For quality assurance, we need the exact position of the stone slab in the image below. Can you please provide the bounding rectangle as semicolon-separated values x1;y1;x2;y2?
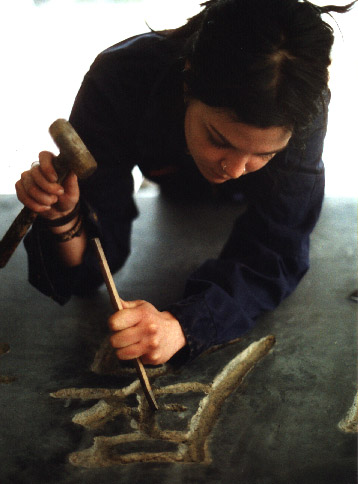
0;193;356;484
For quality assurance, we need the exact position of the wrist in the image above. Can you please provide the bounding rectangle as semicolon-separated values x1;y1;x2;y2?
41;201;80;228
50;215;80;235
163;311;187;351
49;214;84;243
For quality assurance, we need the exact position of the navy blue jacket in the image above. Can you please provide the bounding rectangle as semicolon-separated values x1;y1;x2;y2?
24;33;326;361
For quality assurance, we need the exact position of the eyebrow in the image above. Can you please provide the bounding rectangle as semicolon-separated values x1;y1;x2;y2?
209;125;289;156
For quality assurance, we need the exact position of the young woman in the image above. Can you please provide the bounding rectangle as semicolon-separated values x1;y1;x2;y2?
16;0;355;365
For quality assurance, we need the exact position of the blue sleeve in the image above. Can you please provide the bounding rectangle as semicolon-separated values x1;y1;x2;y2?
24;54;140;304
168;111;326;362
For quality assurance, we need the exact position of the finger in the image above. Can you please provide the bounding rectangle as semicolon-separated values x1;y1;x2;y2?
15;180;52;212
141;352;162;366
115;342;146;361
20;171;59;208
108;307;143;331
110;326;141;349
31;163;64;196
116;342;162;365
121;299;146;309
61;171;79;198
38;151;58;182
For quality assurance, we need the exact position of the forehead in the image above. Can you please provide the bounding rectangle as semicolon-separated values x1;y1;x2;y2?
202;103;292;151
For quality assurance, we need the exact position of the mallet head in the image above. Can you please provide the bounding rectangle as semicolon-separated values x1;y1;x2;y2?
49;119;97;180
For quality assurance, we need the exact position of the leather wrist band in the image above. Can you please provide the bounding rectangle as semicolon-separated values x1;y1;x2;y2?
51;215;83;243
42;201;81;227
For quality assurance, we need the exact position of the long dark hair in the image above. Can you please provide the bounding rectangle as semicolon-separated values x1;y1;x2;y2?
165;0;355;134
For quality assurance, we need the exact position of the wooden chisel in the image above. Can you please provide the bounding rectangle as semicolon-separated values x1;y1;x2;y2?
91;237;159;411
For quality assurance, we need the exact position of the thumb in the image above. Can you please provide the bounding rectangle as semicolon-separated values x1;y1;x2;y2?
61;171;79;196
121;299;145;309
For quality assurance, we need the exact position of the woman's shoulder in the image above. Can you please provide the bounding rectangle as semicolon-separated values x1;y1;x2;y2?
76;32;181;108
91;32;177;78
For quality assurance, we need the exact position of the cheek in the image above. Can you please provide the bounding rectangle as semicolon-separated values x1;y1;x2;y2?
185;113;218;164
190;137;221;165
186;132;212;162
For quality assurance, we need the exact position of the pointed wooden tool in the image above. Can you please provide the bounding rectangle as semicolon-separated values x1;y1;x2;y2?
91;237;159;411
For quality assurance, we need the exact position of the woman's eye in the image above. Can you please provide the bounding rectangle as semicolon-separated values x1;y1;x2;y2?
208;133;228;149
259;153;275;161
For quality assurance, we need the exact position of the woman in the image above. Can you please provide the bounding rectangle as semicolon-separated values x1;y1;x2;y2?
16;0;355;365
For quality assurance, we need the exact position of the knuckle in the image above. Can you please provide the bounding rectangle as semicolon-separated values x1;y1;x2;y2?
148;352;161;365
118;347;138;361
15;182;26;203
15;180;21;192
147;323;158;335
141;301;153;313
20;171;29;182
136;299;146;305
109;332;120;348
108;314;116;329
39;150;53;162
109;310;123;325
148;337;159;350
108;313;118;331
116;349;130;361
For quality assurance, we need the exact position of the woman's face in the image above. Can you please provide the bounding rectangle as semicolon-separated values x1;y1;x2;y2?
184;99;292;184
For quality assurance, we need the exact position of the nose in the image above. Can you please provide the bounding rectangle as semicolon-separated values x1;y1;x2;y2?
221;154;248;179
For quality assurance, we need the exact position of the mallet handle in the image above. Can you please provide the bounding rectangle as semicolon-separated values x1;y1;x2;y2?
0;206;37;268
91;238;159;411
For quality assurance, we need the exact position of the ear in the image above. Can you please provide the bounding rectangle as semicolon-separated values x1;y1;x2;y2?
183;60;192;105
183;82;191;105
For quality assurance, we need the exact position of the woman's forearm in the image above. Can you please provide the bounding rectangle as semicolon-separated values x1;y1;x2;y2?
50;215;88;267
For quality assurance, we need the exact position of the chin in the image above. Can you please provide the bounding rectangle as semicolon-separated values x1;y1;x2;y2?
211;177;228;184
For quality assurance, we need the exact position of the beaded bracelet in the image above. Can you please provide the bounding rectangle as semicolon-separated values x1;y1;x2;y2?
42;201;81;227
51;215;83;243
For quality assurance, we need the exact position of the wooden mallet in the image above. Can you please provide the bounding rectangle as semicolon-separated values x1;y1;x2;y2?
0;119;97;268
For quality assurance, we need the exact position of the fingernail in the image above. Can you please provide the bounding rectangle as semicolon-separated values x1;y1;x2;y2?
50;174;58;182
57;188;64;195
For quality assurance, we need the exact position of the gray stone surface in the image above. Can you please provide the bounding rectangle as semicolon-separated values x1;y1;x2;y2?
0;193;356;484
